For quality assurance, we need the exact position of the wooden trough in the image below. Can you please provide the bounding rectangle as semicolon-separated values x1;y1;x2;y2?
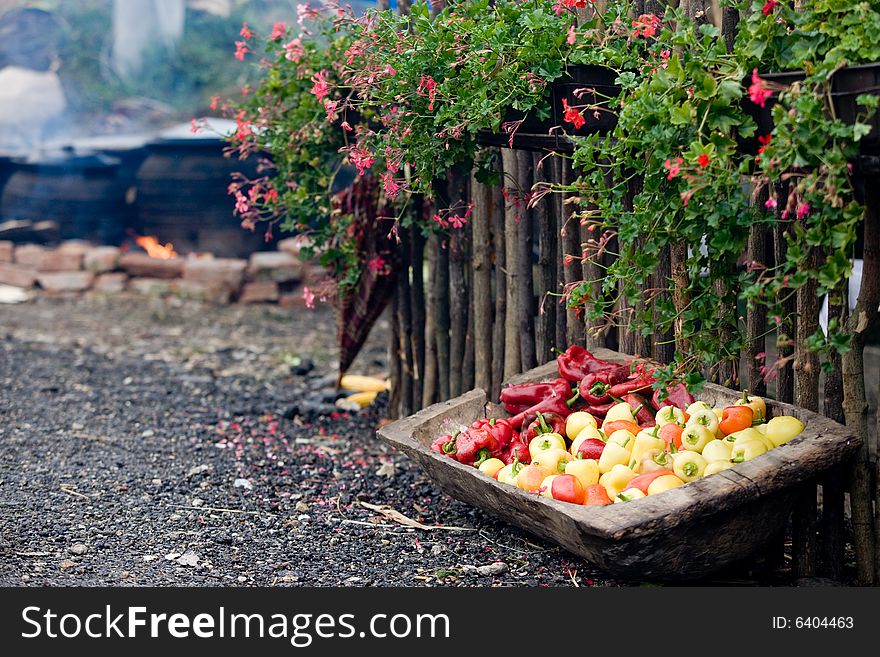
377;348;862;581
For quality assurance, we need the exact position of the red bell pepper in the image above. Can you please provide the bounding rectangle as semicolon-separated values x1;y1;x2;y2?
652;382;695;410
501;435;530;465
430;431;459;457
499;378;572;414
578;366;630;405
556;345;618;382
454;426;502;466
623;393;655;426
524;411;567;442
582;400;616;417
574;438;605;461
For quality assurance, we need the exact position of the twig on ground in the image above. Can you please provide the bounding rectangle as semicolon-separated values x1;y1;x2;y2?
175;505;275;517
358;502;476;532
60;486;91;499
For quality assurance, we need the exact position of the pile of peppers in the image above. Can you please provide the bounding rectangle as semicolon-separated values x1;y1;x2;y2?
432;346;696;468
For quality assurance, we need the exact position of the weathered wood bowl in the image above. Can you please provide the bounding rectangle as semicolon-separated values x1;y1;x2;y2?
377;348;862;581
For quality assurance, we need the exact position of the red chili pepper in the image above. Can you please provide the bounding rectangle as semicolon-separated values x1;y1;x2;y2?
623;393;655;426
578;366;630;405
556;345;618;382
508;389;578;430
499;378;572;414
583;400;616;417
652;383;695;410
524;411;567;442
501;435;530;465
607;374;656;398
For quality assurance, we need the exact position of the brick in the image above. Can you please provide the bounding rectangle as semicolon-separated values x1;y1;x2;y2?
118;253;184;279
247;251;303;283
173;279;232;304
0;263;37;288
56;240;92;257
91;272;128;294
277;236;313;259
0;241;13;263
238;280;279;304
129;277;173;296
83;246;121;273
38;247;84;272
183;257;246;289
14;244;49;269
36;271;94;292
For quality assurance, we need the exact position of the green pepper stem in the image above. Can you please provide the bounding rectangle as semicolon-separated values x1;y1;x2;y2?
732;455;745;463
566;390;581;408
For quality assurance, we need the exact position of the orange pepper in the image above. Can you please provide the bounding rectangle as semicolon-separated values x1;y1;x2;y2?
719;405;754;436
583;483;612;506
602;419;641;437
658;423;684;451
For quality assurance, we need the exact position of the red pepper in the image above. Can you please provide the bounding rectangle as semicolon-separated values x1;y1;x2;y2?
501;435;530;465
578;366;630;405
583;400;616;417
454;426;503;466
652;383;695;410
556;345;618;382
508;389;578;430
623;393;655;426
574;438;605;461
607;374;656;398
524;411;567;442
430;432;459;457
499;378;572;414
626;469;674;494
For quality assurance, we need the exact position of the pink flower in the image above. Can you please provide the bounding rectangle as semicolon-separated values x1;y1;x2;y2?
567;24;576;45
762;0;780;15
270;22;287;40
284;38;304;63
449;214;467;229
748;69;773;108
561;99;585;129
240;22;253;39
190;118;202;134
663;157;683;179
382;173;402;200
347;146;375;175
234;41;248;61
209;95;220;111
302;286;315;309
632;14;661;39
324;99;339;123
765;197;778;210
233;191;249;215
418;75;437;111
796;203;811;220
696;153;710;168
310;69;330;101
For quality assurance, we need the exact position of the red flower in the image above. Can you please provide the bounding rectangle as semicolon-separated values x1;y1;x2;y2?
756;134;772;162
561;99;586;129
748;69;773;108
368;256;387;274
233;41;248;61
310;69;330;102
240;22;253;39
417;75;437;111
632;14;661;39
762;0;780;15
696;153;710;168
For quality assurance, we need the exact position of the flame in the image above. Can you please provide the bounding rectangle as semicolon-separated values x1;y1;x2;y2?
134;235;177;259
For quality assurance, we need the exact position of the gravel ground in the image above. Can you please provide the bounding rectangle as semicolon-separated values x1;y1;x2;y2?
0;294;801;587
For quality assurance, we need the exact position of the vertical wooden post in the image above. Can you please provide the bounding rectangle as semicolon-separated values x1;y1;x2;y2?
534;152;557;363
843;173;879;585
462;219;476;393
409;221;426;410
502;148;523;379
471;165;494;392
554;156;568;351
422;234;439;407
388;294;401;417
516;151;537;372
396;229;414;417
561;158;585;348
772;199;796;404
491;159;507;399
447;169;469;398
433;229;451;402
653;245;675;364
746;223;768;397
670;241;691;355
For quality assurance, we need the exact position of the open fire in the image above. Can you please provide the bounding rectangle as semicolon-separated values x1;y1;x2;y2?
134;234;177;260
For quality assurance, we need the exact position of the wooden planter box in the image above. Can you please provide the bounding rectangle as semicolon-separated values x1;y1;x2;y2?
476;65;620;153
742;62;880;156
377;348;861;581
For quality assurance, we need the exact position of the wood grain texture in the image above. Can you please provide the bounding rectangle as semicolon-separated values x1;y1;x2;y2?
378;349;862;580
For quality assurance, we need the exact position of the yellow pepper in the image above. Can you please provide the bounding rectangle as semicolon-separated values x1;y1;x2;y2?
570;425;604;456
672;451;707;483
564;458;600;488
686;409;720;437
730;440;767;463
685;400;712;416
646;474;686;496
565;411;598;441
599;464;637;499
680;424;713;453
701;439;733;463
726;427;774;451
614;488;646;503
478;458;506;478
606;429;636;452
764;415;805;447
630;431;666;472
597;441;632;474
603;402;637;425
531;447;573;474
703;460;735;476
655;405;686;427
639;448;674;473
735;389;766;423
496;461;524;486
528;433;567;460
